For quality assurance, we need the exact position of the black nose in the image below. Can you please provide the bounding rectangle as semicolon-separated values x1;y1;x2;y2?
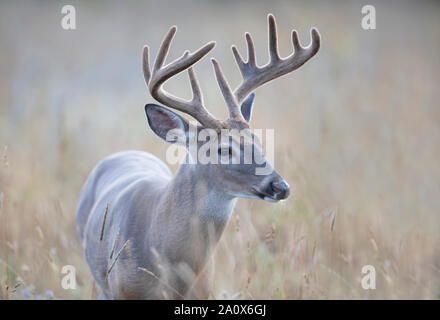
270;180;290;200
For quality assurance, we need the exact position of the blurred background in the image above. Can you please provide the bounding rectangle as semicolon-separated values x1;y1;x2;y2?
0;0;439;299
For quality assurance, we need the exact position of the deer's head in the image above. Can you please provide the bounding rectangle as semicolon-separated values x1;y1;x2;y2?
143;15;320;202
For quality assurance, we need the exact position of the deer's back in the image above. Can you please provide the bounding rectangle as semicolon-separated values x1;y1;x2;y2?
75;150;171;298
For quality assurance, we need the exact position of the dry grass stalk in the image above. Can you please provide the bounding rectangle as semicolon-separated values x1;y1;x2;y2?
330;208;337;232
109;228;120;259
100;204;109;241
234;214;240;233
264;224;276;244
35;225;44;241
138;266;185;299
2;145;9;168
105;239;129;279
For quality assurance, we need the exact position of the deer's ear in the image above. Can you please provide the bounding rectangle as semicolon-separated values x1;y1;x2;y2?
240;93;255;122
145;104;188;144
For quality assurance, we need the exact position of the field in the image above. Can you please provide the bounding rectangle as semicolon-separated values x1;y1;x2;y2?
0;0;439;299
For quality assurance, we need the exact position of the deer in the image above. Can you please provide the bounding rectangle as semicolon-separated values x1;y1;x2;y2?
76;14;320;299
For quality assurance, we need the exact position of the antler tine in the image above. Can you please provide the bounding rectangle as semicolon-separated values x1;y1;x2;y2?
142;45;151;85
291;30;301;53
308;28;321;55
231;32;257;81
231;46;245;75
211;58;244;121
232;14;321;104
245;33;257;68
268;14;280;62
188;67;202;104
143;26;221;128
153;26;177;73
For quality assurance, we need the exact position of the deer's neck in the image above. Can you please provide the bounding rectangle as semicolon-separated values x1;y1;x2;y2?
150;163;236;271
166;163;236;234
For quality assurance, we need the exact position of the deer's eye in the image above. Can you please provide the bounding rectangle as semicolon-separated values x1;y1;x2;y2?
218;146;232;157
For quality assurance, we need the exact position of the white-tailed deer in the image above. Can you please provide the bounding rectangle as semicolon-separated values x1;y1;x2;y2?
76;15;320;299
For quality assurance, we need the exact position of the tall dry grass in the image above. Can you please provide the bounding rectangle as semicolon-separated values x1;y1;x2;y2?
1;0;439;299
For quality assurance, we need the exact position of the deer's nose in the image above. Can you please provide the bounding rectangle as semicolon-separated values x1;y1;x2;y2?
270;180;290;200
